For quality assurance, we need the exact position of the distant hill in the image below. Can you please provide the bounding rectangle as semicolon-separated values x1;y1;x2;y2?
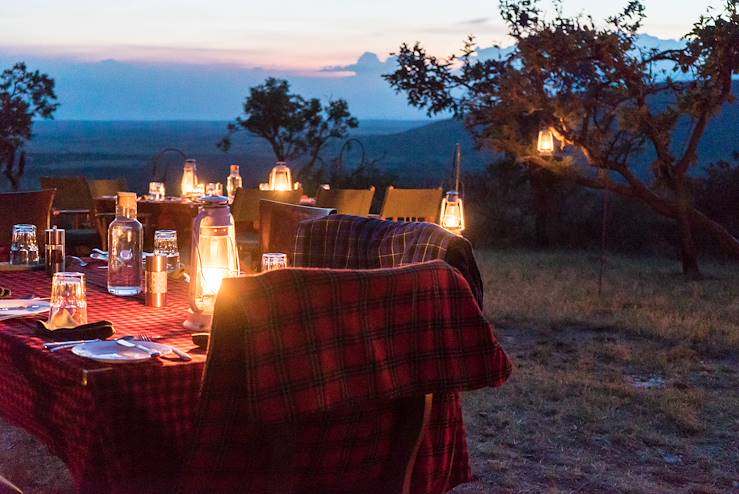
12;81;739;194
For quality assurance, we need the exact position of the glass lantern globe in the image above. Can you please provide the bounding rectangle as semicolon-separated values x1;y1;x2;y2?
439;191;465;234
269;162;292;191
184;196;239;330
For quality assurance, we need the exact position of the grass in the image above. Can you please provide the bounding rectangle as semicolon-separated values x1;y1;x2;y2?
452;249;739;493
1;248;737;493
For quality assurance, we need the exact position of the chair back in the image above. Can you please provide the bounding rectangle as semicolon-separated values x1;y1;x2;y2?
380;186;443;223
182;261;510;494
230;188;303;232
0;189;56;257
315;186;375;216
88;178;128;198
39;176;93;211
259;200;335;264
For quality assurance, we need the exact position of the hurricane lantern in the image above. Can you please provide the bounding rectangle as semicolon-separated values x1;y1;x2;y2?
268;162;292;191
181;159;198;197
537;129;555;155
184;196;239;330
440;191;465;233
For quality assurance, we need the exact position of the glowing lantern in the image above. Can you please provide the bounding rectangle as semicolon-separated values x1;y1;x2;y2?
268;162;292;191
537;129;555;155
440;191;465;233
181;159;198;197
184;196;239;330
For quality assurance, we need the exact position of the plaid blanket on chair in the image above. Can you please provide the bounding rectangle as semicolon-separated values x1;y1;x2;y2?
293;214;484;307
292;215;495;492
182;261;511;494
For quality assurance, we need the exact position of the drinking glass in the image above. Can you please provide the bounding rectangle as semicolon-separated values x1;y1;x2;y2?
153;230;180;272
193;184;205;197
206;182;223;197
261;253;288;272
48;272;87;327
9;224;39;265
148;181;166;200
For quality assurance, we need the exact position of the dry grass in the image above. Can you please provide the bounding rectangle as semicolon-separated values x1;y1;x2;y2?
1;249;737;493
453;249;739;493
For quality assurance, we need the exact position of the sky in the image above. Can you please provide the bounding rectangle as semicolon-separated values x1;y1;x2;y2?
1;0;719;71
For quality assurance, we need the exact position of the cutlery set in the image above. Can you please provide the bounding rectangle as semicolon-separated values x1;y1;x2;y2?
42;335;191;360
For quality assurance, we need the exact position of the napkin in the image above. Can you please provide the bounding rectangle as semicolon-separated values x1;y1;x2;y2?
36;319;116;341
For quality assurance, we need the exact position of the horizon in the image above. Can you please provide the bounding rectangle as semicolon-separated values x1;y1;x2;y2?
1;1;720;70
1;1;723;120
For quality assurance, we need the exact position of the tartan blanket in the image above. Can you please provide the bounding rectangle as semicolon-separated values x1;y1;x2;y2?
292;214;493;492
183;261;511;494
293;214;484;307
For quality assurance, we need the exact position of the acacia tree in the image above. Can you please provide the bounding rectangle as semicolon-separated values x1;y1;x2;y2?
385;0;739;276
219;77;358;180
0;62;58;190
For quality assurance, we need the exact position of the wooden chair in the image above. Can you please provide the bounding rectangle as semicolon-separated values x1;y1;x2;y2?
230;188;303;265
315;186;375;216
88;178;128;198
0;474;22;494
258;200;335;265
39;176;94;229
380;186;443;223
0;189;55;262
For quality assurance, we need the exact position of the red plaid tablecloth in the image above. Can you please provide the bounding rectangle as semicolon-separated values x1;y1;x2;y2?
0;265;204;493
184;261;511;494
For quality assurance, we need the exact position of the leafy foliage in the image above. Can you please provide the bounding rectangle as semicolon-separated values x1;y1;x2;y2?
385;0;739;274
219;77;358;180
0;62;58;190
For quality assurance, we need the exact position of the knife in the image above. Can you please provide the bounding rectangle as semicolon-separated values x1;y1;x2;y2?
116;338;160;357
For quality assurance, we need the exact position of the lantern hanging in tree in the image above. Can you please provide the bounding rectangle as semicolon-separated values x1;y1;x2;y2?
184;196;239;331
440;143;466;234
537;128;555;155
268;162;292;191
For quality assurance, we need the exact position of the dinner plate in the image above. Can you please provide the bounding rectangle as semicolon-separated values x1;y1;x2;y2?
71;340;173;363
0;299;50;317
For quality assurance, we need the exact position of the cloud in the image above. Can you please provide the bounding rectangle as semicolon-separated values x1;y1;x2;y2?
460;17;490;25
320;52;394;75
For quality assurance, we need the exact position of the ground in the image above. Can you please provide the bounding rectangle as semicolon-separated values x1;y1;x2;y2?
1;249;737;493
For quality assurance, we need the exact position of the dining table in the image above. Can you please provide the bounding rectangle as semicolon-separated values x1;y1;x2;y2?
0;263;206;493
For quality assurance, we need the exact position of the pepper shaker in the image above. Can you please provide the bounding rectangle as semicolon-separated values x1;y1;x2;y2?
44;227;65;275
145;254;167;307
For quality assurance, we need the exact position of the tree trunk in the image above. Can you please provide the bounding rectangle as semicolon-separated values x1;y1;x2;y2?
675;179;701;278
529;166;551;248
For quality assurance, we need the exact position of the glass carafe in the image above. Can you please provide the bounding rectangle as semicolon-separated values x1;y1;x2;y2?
107;192;143;296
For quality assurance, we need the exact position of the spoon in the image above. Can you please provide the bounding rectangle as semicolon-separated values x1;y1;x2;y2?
67;256;89;267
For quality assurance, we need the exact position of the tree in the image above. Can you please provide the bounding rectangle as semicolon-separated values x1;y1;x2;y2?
385;0;739;276
219;77;358;181
0;62;58;190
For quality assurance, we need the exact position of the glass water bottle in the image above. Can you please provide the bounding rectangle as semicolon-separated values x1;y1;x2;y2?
226;164;242;203
107;192;143;296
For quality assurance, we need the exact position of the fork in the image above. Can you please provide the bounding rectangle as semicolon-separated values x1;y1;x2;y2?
138;334;192;361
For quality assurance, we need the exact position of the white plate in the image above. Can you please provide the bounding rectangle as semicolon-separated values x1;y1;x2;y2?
0;299;50;317
71;340;173;363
